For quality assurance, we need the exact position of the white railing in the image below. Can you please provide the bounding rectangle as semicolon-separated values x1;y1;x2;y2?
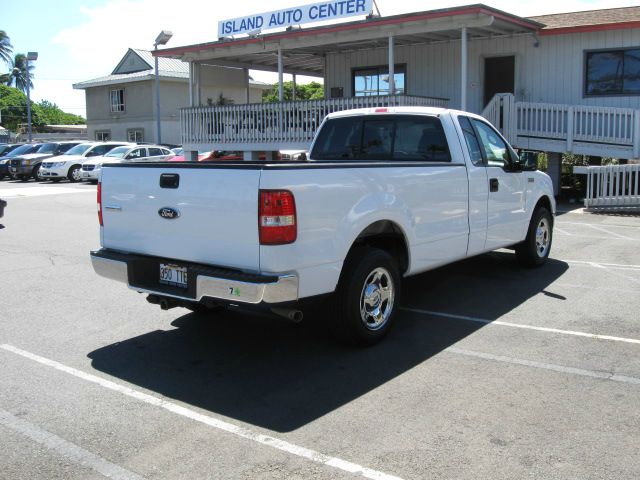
482;93;640;158
578;164;640;208
181;95;449;147
481;93;516;144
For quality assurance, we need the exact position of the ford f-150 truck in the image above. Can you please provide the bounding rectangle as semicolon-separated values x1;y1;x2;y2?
90;107;555;345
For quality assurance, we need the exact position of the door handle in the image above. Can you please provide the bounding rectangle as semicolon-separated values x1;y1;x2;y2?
489;178;499;192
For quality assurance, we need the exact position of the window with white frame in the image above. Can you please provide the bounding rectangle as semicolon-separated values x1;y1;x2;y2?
110;89;125;112
127;129;144;143
95;131;111;141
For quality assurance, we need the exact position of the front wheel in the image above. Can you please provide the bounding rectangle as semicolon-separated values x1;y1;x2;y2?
331;247;401;346
68;165;82;182
516;207;553;267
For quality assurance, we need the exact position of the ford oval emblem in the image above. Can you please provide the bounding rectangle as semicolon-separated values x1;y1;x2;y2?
158;207;180;219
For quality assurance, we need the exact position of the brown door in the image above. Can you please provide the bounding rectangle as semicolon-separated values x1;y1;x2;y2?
484;56;515;107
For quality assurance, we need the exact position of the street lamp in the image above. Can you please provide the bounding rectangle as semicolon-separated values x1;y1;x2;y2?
26;51;38;142
153;31;172;145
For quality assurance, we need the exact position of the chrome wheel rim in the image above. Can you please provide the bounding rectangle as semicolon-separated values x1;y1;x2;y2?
71;167;82;181
359;267;394;331
535;217;550;258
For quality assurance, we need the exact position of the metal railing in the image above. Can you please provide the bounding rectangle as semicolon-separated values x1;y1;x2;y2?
181;95;449;147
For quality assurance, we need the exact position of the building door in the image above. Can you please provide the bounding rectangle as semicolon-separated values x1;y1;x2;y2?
484;56;515;107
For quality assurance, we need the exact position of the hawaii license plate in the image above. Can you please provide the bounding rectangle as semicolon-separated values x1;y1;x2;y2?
159;263;188;288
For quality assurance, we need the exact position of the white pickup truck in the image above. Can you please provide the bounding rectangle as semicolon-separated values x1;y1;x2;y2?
90;107;555;345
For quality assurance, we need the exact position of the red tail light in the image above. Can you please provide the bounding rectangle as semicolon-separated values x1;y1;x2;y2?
97;182;103;226
259;190;297;245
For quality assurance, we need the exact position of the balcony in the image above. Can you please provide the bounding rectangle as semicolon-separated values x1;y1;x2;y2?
180;94;449;151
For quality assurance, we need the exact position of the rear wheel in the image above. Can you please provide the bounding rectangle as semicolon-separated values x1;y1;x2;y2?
68;165;82;182
331;247;401;346
32;165;41;181
516;206;553;267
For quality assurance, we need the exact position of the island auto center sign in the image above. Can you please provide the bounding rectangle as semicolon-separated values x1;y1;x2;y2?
218;0;373;38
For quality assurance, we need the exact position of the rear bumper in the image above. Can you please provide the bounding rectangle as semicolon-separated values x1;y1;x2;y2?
39;166;65;178
90;249;299;305
81;169;99;181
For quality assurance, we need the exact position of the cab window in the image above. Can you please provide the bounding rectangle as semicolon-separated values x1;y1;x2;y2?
457;116;484;166
471;119;510;168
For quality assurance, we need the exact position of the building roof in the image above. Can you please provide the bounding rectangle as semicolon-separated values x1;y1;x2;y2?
529;6;640;30
155;4;542;76
74;48;271;90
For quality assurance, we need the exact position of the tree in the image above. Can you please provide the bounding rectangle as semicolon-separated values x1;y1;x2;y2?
32;100;85;125
262;81;324;103
5;53;34;93
0;30;12;65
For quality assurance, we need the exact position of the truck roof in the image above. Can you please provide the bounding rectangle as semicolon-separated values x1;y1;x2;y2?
325;106;486;121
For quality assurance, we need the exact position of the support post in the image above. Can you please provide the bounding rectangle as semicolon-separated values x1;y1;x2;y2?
26;58;32;142
188;62;194;106
244;68;250;104
388;34;395;96
194;62;202;106
567;107;574;152
154;47;162;144
278;46;284;102
460;26;467;111
547;152;562;197
292;74;297;101
633;110;640;159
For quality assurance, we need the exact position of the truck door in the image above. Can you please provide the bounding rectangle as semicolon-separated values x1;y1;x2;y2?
470;118;527;250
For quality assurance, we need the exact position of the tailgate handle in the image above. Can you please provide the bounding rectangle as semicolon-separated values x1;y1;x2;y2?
160;173;179;189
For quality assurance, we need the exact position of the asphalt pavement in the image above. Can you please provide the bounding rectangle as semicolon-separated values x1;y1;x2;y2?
1;180;639;480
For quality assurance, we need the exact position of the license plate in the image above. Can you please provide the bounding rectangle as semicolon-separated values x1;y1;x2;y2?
82;172;90;177
10;168;16;173
159;263;188;288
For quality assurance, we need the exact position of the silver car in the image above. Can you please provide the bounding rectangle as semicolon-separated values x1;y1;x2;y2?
80;145;175;182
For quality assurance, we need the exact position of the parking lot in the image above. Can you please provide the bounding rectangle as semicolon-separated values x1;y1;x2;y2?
1;181;639;480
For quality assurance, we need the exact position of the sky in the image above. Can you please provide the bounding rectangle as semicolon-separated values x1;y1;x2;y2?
2;0;637;119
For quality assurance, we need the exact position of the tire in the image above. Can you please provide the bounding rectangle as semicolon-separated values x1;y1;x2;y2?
331;246;401;346
32;165;41;181
67;165;82;182
516;206;553;267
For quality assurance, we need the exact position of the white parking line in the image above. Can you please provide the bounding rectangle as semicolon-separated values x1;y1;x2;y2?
448;348;640;386
0;409;144;480
557;221;640;230
564;260;640;271
0;187;92;198
401;308;640;345
585;224;635;240
0;344;403;480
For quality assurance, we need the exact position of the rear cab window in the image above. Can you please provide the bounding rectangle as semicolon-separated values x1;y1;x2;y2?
311;114;450;162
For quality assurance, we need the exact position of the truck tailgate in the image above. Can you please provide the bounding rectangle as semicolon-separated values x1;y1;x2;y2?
100;165;261;271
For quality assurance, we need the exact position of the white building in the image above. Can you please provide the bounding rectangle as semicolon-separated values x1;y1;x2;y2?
155;3;640;187
73;48;271;145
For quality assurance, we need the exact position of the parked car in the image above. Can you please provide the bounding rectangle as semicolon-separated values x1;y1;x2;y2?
167;151;216;162
81;145;174;182
0;144;22;157
0;143;41;180
39;142;133;182
90;106;555;345
10;141;83;181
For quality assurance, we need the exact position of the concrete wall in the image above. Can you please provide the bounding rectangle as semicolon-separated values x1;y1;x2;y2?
324;27;640;113
199;65;264;105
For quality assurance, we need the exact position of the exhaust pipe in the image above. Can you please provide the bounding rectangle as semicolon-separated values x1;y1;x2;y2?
271;308;304;323
146;295;177;310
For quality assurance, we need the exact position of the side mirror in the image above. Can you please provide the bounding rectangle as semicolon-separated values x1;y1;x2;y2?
518;150;538;171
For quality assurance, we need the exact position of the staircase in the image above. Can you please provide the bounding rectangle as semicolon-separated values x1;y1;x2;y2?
482;94;640;160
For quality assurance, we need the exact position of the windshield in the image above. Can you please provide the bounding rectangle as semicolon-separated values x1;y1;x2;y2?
104;146;129;158
7;144;38;156
36;143;57;154
65;144;93;156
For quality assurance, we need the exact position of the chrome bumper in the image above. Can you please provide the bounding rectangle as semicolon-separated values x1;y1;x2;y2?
90;251;298;305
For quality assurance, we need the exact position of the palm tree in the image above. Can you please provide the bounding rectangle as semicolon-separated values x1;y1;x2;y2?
5;53;34;93
0;30;12;65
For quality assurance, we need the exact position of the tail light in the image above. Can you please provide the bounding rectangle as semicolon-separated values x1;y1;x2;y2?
259;190;296;245
97;182;103;226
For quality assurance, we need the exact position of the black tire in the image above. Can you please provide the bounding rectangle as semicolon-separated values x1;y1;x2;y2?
516;206;553;267
32;165;40;181
331;246;401;346
67;165;82;182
